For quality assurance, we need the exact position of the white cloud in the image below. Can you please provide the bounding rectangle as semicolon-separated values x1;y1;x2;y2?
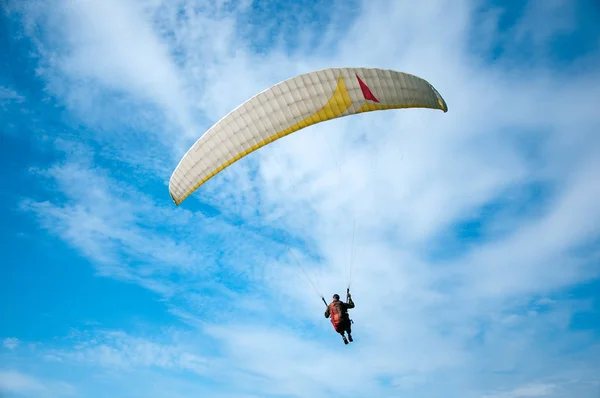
3;338;20;350
0;371;44;394
46;330;212;376
483;383;555;398
38;0;195;133
0;86;24;102
0;370;76;397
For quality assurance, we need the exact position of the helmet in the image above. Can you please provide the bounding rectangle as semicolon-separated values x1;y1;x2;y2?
333;294;340;300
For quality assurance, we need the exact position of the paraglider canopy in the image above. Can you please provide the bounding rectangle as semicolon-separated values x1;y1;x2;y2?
168;67;447;205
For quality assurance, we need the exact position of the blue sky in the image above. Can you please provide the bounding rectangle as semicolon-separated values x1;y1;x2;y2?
1;0;600;397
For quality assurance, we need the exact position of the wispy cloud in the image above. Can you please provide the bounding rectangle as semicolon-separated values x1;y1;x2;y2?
46;329;212;376
2;338;20;350
0;86;24;103
483;383;555;398
0;370;76;397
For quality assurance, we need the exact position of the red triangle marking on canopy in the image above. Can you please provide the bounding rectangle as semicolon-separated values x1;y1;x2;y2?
356;74;380;103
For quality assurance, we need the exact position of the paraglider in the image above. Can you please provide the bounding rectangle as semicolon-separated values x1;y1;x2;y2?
169;67;448;343
324;289;355;344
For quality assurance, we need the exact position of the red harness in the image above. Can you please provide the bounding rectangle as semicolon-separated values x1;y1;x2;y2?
328;301;346;332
